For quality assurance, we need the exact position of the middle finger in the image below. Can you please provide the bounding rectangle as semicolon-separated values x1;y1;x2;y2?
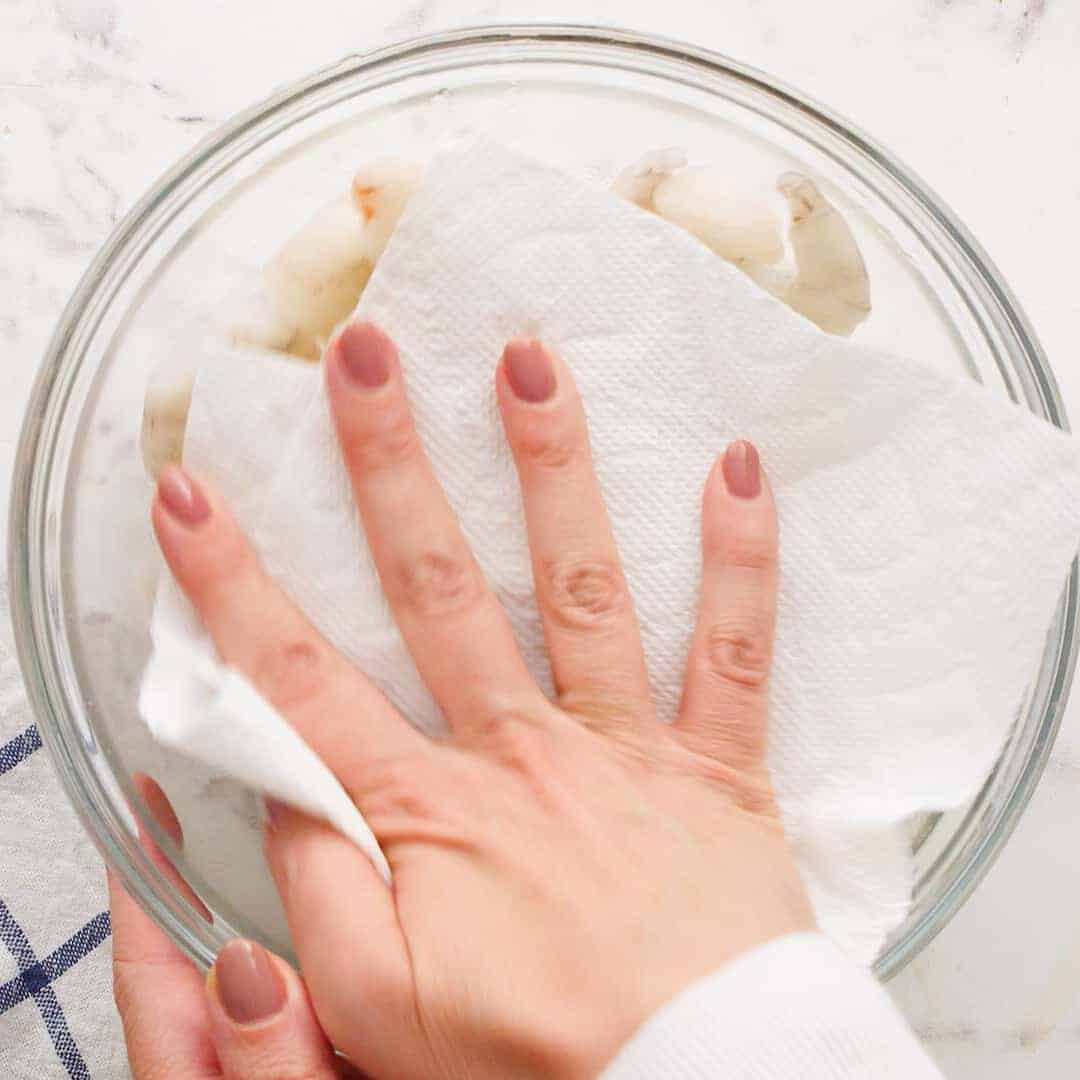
326;320;541;731
496;338;653;727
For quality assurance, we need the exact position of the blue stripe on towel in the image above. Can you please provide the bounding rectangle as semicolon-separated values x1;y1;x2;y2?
0;725;42;775
0;900;110;1078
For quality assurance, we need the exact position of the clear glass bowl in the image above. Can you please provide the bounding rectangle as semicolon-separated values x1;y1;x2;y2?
9;24;1076;978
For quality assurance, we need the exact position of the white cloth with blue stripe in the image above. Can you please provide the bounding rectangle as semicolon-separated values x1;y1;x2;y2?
0;639;127;1079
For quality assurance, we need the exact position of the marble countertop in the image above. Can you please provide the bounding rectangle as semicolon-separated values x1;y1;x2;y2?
3;1;1079;1076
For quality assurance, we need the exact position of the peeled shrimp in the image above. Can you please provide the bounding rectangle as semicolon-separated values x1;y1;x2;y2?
611;148;688;211
140;352;196;479
141;154;872;477
651;167;785;266
140;161;422;475
239;160;423;360
742;172;871;336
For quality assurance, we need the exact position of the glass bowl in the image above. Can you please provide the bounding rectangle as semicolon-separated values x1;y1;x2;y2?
9;24;1076;979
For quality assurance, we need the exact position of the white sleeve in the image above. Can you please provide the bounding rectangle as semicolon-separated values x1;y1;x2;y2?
602;932;943;1079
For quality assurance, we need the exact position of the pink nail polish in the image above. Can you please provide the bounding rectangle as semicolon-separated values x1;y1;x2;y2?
214;940;287;1025
723;441;761;499
263;797;286;829
336;321;393;388
157;466;211;526
133;774;184;846
503;338;556;403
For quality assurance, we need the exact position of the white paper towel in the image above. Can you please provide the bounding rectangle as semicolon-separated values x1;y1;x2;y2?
141;142;1080;962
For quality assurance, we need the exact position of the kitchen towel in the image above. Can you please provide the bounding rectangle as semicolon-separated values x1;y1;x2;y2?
141;141;1080;963
0;639;126;1080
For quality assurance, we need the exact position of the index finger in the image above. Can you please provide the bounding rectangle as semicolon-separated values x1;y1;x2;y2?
151;466;430;803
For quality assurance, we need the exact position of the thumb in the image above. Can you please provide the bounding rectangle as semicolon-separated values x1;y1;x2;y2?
205;938;350;1079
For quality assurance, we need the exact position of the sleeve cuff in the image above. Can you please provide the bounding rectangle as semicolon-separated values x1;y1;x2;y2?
602;932;942;1080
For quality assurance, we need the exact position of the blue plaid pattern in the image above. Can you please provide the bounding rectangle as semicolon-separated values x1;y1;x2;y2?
0;725;42;776
0;714;114;1078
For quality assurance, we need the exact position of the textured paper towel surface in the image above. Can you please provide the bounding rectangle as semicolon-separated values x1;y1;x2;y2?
142;142;1080;962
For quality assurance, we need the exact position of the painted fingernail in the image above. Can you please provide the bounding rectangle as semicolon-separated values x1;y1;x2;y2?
723;441;761;499
157;466;211;526
503;337;556;403
134;774;183;846
263;797;286;829
337;320;393;388
214;939;287;1025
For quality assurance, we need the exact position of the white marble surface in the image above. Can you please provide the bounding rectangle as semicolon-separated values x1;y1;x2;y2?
2;1;1079;1076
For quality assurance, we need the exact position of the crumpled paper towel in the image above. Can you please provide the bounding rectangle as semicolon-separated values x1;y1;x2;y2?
141;141;1080;962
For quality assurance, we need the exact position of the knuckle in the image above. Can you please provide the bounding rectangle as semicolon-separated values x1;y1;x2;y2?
392;550;484;618
253;638;325;710
360;753;445;827
692;751;779;817
232;1050;327;1080
111;962;135;1017
514;415;581;471
728;526;776;572
558;687;643;733
703;515;776;573
543;557;628;630
182;522;255;599
734;772;781;818
702;616;772;690
474;711;551;778
682;716;767;778
349;399;420;472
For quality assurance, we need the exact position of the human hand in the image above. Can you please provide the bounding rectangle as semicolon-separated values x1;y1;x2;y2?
109;776;361;1079
139;323;813;1078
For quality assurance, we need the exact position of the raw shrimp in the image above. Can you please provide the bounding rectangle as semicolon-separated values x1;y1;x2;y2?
742;172;871;336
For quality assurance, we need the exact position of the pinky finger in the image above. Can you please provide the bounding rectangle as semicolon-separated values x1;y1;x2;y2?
676;441;779;775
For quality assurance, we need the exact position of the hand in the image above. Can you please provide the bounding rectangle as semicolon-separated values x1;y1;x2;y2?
109;776;361;1079
139;323;813;1078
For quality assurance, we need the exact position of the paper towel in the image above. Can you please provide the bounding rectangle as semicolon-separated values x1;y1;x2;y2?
141;142;1080;962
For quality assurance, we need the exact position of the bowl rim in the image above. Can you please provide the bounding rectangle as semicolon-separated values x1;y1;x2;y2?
9;21;1077;979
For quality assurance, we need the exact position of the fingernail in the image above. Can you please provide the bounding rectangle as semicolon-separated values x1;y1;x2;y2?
157;466;211;526
214;939;287;1025
134;774;183;846
723;441;761;499
336;321;392;388
263;797;286;829
503;338;556;403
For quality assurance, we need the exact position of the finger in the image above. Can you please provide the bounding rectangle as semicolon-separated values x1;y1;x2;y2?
131;773;213;921
326;320;541;729
152;466;428;801
497;338;652;727
676;441;778;773
110;776;220;1079
155;456;427;1074
205;939;340;1080
263;801;428;1079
